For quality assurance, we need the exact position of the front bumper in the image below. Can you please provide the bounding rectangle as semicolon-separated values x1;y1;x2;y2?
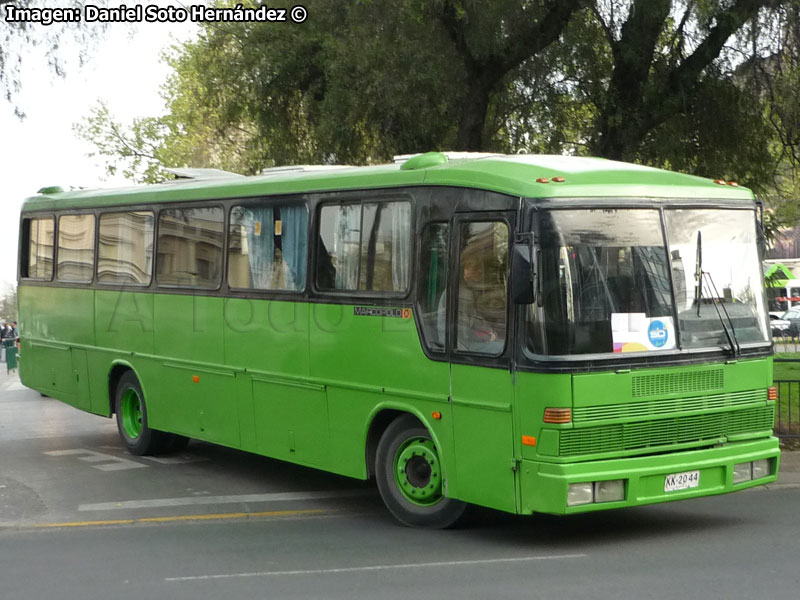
519;437;781;515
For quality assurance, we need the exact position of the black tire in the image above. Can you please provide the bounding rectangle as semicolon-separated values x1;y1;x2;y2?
114;370;170;456
375;415;466;528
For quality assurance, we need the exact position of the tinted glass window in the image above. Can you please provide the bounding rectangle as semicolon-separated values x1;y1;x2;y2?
228;204;308;291
98;211;154;285
57;214;95;283
157;207;224;288
528;209;671;355
417;223;449;352
316;200;411;293
456;221;509;355
24;217;55;280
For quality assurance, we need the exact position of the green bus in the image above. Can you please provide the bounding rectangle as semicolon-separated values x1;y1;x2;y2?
17;152;780;528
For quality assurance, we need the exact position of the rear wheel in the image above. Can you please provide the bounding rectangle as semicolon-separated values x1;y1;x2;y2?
114;371;170;456
375;415;466;528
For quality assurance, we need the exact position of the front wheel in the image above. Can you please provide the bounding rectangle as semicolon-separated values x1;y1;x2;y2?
375;415;466;528
114;371;170;456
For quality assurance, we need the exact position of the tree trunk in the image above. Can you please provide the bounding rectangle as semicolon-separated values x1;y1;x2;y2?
455;80;492;151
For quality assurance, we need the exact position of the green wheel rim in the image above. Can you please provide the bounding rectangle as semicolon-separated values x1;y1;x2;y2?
394;436;443;506
120;388;143;440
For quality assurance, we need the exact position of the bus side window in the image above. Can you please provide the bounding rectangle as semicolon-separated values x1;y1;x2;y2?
417;222;449;352
158;207;224;289
455;221;509;355
316;200;411;294
21;217;55;280
97;211;154;286
57;214;95;283
228;204;308;292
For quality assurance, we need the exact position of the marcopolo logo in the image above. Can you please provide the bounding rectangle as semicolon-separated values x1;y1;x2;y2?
648;320;669;348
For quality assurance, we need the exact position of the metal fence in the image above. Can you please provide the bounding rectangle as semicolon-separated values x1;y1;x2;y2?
774;380;800;438
774;356;800;438
773;333;800;354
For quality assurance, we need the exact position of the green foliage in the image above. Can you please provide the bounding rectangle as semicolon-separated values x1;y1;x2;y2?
0;284;17;323
76;0;800;234
1;0;107;118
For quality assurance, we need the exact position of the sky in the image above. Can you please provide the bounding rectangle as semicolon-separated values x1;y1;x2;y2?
0;6;198;288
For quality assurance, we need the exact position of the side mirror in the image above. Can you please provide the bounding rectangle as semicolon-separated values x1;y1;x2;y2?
511;243;536;305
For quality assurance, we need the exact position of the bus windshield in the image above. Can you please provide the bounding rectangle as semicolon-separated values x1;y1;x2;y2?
528;207;769;356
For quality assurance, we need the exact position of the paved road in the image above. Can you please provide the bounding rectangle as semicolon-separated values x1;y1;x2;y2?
2;370;799;599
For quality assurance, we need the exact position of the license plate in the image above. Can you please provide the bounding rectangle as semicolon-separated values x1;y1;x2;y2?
664;470;700;492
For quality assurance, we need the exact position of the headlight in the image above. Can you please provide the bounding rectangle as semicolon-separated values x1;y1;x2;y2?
733;462;752;484
567;483;593;506
752;459;770;479
594;480;625;503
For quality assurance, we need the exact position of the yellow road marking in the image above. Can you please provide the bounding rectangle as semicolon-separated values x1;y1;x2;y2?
31;508;330;529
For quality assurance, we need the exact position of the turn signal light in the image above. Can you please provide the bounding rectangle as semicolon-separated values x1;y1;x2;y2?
522;435;537;446
536;177;550;184
552;176;566;183
768;386;777;401
543;408;572;424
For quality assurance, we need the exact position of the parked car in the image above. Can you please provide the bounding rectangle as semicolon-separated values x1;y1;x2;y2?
777;310;800;337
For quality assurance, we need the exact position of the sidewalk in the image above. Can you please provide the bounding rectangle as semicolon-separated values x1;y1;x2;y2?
778;447;800;486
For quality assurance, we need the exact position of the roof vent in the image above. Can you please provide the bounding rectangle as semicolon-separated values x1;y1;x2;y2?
260;165;352;176
165;168;244;180
37;186;64;195
396;151;501;170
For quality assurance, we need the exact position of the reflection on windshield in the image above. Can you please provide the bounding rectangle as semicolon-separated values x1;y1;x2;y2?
665;209;768;348
529;209;675;355
527;207;769;356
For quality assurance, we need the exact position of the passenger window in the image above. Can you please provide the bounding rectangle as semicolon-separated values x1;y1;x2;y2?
22;217;55;280
57;214;95;283
455;221;509;355
97;211;154;285
316;200;411;294
157;207;224;289
418;223;449;352
228;203;308;291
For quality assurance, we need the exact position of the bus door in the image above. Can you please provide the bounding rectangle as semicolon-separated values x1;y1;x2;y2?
448;212;517;513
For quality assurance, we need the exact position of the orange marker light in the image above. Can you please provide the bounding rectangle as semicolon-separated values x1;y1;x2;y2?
522;435;537;447
552;176;566;183
432;411;442;420
543;408;572;424
536;177;550;184
713;179;727;185
727;181;739;187
192;375;200;383
768;386;777;401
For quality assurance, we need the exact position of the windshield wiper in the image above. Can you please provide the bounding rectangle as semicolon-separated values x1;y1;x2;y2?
694;230;740;355
694;231;703;317
701;271;741;355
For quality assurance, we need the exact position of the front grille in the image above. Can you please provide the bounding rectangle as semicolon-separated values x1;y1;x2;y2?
631;368;724;398
559;404;774;457
573;389;765;423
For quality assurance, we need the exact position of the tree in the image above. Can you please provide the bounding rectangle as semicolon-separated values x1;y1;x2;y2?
0;284;17;323
1;0;106;117
78;0;800;206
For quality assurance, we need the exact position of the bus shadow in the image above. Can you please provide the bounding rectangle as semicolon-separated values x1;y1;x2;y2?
457;503;743;548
